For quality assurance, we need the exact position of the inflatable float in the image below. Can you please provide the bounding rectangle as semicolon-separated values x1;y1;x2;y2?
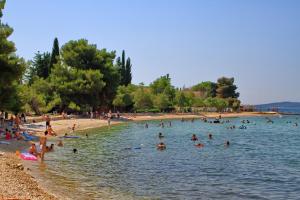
20;152;38;161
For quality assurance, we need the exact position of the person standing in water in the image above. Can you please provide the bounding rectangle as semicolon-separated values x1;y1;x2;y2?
40;131;48;161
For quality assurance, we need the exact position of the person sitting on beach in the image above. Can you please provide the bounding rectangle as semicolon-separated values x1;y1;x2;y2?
158;132;164;139
157;142;166;150
195;143;204;148
29;143;38;156
5;130;12;140
208;133;212;139
191;134;198;141
57;140;63;147
14;131;24;140
47;125;57;136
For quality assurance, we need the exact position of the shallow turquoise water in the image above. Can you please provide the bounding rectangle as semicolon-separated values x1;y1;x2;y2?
37;116;300;199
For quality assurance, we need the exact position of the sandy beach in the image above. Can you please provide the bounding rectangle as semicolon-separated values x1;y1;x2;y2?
0;111;278;199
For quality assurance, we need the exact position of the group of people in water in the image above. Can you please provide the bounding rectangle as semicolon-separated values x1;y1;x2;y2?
156;131;230;151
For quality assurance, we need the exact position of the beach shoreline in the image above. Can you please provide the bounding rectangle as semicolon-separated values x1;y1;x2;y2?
0;111;279;199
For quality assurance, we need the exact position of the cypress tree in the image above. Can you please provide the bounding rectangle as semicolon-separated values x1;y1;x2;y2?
125;57;132;86
121;50;126;85
117;50;132;86
0;0;25;110
49;37;60;73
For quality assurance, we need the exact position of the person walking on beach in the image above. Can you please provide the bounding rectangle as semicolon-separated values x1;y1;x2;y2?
0;111;4;127
45;115;51;129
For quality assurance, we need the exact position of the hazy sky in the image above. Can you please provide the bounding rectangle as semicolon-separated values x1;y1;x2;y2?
2;0;300;104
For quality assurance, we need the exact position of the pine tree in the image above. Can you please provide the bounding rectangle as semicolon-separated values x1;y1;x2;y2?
49;37;59;73
0;0;25;110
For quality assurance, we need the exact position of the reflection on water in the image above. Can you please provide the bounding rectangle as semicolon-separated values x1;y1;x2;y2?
30;116;300;200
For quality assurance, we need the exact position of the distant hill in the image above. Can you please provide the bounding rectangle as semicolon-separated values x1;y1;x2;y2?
255;102;300;114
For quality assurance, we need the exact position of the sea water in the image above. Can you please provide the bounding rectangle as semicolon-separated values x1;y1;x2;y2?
33;116;300;199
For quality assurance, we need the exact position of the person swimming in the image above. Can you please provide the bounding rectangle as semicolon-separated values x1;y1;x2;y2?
57;140;63;147
208;133;212;139
191;134;198;141
46;144;54;152
225;140;230;147
157;142;166;150
73;148;78;153
158;132;164;139
195;143;204;148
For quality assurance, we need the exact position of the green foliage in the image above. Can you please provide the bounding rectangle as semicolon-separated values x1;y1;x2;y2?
216;77;239;98
153;93;169;111
135;108;160;113
227;97;241;111
49;37;60;72
50;63;105;109
117;50;132;86
61;39;120;106
133;87;153;110
192;98;205;107
112;84;136;109
31;52;51;80
192;81;217;98
175;91;192;109
150;74;175;104
19;78;61;114
0;0;26;111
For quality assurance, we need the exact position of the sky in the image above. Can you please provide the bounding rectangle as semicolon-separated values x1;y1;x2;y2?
2;0;300;104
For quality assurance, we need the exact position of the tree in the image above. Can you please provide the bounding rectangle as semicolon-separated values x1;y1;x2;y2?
49;63;106;110
19;79;61;114
150;74;175;103
216;77;239;98
133;87;153;110
154;93;169;111
117;50;132;86
61;39;120;106
30;51;51;80
175;91;192;110
49;37;59;73
125;57;132;85
192;81;217;98
112;84;136;110
0;0;26;110
227;97;241;111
